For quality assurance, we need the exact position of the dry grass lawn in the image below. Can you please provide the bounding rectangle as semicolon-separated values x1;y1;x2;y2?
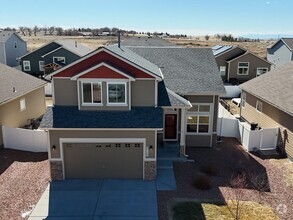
269;158;293;187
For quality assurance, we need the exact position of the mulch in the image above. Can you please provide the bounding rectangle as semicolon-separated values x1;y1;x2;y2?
157;137;293;220
0;149;50;220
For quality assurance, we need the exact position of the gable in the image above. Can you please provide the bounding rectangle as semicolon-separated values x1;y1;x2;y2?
228;52;271;66
20;42;61;60
79;65;129;79
54;50;155;79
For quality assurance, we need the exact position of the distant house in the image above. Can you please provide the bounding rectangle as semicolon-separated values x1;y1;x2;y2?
240;62;293;160
18;40;92;76
0;63;46;146
267;38;293;69
213;45;272;83
0;31;27;67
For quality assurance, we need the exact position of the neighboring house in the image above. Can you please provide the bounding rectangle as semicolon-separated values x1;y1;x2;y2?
240;62;293;160
267;38;293;69
213;45;272;83
18;40;92;76
0;31;27;67
40;45;225;180
0;63;46;146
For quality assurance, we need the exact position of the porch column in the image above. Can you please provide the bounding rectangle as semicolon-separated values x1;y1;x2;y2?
180;108;186;156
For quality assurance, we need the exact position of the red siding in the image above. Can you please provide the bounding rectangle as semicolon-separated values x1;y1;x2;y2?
79;66;128;79
54;50;154;78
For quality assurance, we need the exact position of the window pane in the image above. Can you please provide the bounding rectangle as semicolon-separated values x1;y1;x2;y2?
189;105;198;112
93;83;101;103
108;84;126;103
187;116;197;123
187;124;197;132
239;63;248;67
83;83;92;103
198;125;209;133
199;105;210;112
199;116;209;123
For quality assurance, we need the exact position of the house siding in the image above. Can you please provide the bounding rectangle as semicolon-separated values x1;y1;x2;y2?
267;40;292;69
5;34;27;67
0;87;46;128
0;126;3;146
0;42;6;64
131;80;156;106
53;78;78;106
228;53;271;82
241;92;293;159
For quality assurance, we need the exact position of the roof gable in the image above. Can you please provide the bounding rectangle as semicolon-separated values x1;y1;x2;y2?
19;41;61;59
53;47;158;79
268;38;293;51
214;45;246;58
227;51;272;64
0;31;25;43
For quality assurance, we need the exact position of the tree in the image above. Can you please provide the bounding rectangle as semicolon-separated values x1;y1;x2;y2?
205;34;210;41
33;26;39;36
43;26;48;35
56;27;63;36
49;26;55;35
19;27;26;36
27;27;32;36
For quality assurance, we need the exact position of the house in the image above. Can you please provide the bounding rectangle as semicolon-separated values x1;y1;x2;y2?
239;62;293;160
213;45;272;83
0;31;27;67
18;40;92;76
267;38;293;69
40;45;225;180
0;63;46;146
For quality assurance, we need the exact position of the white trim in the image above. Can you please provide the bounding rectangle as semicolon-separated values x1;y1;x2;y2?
41;46;63;58
77;81;80;110
220;66;226;76
23;60;31;71
53;56;66;64
20;98;26;111
210;95;215;147
256;100;263;113
106;82;127;105
80;81;103;106
39;60;44;72
163;109;179;141
71;62;135;81
47;130;52;159
237;62;249;75
180;108;186;147
2;43;7;64
155;80;158;106
227;62;231;81
129;81;131;110
47;47;162;80
52;78;56;105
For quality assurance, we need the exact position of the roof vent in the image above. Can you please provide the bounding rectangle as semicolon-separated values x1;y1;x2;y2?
13;87;17;93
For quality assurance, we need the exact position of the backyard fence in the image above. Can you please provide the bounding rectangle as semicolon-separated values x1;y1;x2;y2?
217;105;278;151
2;125;48;152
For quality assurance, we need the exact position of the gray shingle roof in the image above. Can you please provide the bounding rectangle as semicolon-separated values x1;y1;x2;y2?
0;63;46;104
240;62;293;116
40;106;163;129
55;40;92;56
105;45;162;78
282;38;293;51
129;47;226;95
122;36;177;47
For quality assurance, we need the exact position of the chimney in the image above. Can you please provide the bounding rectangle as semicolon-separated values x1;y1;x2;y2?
75;41;77;47
118;31;121;48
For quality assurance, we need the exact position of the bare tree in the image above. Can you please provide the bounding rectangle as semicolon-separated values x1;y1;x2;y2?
205;34;210;41
56;27;63;36
27;27;32;36
19;27;26;36
43;26;48;35
49;26;55;35
33;26;39;36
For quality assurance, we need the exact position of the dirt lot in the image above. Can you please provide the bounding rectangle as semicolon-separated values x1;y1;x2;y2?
0;149;50;220
158;138;293;220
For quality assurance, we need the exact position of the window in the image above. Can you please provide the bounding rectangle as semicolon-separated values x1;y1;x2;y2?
39;61;44;71
20;98;26;111
187;115;210;133
237;62;249;75
115;144;121;147
134;143;140;147
14;42;17;48
256;68;268;76
53;57;66;64
220;66;226;76
256;100;262;112
241;92;246;108
82;82;102;104
23;60;31;71
125;143;130;148
107;83;126;104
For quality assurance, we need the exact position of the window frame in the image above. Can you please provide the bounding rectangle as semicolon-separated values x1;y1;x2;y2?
53;56;66;64
81;81;103;106
220;66;226;76
23;60;31;71
39;61;44;72
256;67;268;76
106;82;127;105
241;92;246;108
256;100;263;113
237;62;249;75
20;98;26;112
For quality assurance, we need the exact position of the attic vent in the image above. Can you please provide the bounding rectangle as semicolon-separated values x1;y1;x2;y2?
13;87;17;93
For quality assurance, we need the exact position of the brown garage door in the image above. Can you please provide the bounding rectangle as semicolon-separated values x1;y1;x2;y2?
63;142;143;179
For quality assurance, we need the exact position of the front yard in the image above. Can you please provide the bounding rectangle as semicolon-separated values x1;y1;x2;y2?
158;138;293;220
0;149;50;219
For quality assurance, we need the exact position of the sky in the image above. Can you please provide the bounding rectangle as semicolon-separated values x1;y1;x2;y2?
0;0;292;37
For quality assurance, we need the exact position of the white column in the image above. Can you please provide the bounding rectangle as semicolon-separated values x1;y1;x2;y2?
180;108;186;147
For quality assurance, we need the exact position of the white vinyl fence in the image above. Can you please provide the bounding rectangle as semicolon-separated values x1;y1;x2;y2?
218;105;278;151
2;126;48;152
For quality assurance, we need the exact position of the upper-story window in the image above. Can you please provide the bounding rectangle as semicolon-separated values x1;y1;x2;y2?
256;67;268;76
107;83;126;104
53;57;66;64
23;60;31;71
237;62;249;75
220;66;226;76
187;104;212;134
82;82;102;104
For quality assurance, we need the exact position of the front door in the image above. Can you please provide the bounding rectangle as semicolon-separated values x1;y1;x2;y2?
164;114;177;140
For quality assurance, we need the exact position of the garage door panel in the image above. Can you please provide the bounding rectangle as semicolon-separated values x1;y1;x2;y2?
64;142;143;179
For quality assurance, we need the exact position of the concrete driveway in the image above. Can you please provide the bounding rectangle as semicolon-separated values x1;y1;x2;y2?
29;179;158;220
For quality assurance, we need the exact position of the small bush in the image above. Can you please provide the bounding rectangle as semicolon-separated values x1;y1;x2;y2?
193;175;212;190
200;165;219;176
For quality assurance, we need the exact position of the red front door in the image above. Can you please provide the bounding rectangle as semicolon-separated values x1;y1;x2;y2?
164;114;177;140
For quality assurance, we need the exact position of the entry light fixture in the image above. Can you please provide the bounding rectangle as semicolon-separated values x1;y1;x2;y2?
52;145;56;150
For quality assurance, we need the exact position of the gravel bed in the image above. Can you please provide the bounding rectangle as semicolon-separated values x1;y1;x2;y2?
0;149;50;220
157;137;293;220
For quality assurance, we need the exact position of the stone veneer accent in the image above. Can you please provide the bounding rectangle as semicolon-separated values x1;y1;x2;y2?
180;145;185;156
144;161;156;180
50;161;63;180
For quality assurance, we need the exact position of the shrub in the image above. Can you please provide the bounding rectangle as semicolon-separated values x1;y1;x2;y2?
200;164;219;176
193;175;212;190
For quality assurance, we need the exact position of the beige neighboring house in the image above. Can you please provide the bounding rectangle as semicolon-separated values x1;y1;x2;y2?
240;62;293;160
0;63;46;146
213;45;272;83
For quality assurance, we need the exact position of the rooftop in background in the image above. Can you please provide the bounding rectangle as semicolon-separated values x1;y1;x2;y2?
268;38;293;51
122;36;177;47
129;47;226;95
240;61;293;116
212;45;233;56
0;63;46;104
55;39;93;56
0;31;24;42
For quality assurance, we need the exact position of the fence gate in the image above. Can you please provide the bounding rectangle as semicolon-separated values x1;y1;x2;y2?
260;128;278;150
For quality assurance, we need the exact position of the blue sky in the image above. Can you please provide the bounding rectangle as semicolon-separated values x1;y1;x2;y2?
0;0;291;36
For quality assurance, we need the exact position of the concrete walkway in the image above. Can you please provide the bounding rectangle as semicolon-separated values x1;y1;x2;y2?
29;179;158;220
